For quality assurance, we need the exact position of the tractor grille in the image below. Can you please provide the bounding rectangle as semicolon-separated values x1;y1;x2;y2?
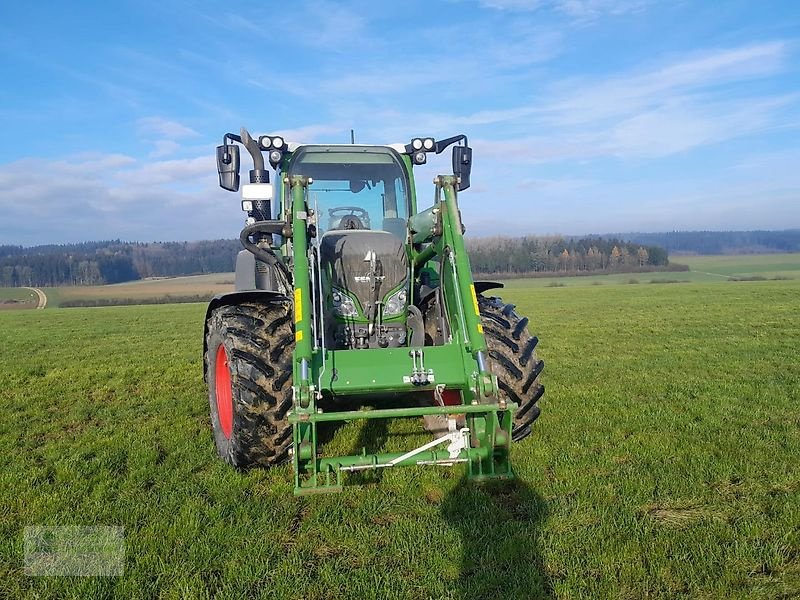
319;230;408;318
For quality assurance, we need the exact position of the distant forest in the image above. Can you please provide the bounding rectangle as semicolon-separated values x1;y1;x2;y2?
606;229;800;255
1;229;797;287
467;236;669;277
0;240;240;287
1;236;668;287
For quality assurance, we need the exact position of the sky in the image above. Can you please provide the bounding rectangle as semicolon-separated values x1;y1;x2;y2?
0;0;798;245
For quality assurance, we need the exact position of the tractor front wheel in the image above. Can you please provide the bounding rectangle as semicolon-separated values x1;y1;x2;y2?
205;302;294;467
479;295;545;442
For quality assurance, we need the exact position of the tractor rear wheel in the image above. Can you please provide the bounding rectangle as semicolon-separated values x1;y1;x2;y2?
479;295;545;442
205;301;294;467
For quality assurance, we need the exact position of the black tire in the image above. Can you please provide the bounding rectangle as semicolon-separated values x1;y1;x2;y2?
479;295;545;442
205;301;294;467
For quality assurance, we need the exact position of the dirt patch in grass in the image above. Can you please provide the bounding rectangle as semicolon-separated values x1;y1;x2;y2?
649;279;689;284
640;502;727;526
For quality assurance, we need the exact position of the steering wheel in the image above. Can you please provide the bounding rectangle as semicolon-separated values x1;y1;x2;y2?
329;206;370;230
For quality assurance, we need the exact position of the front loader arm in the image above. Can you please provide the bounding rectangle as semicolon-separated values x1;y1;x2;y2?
288;175;314;409
411;175;499;403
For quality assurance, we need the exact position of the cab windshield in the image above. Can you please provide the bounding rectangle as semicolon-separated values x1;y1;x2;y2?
288;146;410;238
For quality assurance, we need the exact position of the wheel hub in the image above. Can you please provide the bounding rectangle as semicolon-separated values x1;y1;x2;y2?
215;344;233;439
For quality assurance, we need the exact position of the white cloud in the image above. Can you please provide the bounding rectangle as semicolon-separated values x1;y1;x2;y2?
264;1;368;51
309;18;561;102
478;0;545;10
149;139;181;158
555;0;649;19
374;41;795;164
114;156;213;187
272;124;350;143
137;116;199;139
538;42;788;127
605;95;795;157
345;40;792;159
0;152;239;245
478;0;649;19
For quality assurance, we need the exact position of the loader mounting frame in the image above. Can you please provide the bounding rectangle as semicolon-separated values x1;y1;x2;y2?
279;174;515;495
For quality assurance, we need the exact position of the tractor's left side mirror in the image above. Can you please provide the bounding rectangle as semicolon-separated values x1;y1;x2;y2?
452;145;472;191
216;144;240;192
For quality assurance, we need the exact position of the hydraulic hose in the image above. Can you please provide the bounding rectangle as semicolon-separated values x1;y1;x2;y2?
239;223;292;284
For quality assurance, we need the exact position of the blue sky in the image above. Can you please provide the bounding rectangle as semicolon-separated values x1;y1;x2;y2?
1;0;798;245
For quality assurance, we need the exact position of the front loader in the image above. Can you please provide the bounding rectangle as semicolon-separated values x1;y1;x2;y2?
203;129;544;494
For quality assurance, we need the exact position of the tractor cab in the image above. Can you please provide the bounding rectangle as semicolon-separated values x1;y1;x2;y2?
284;146;412;350
286;145;411;237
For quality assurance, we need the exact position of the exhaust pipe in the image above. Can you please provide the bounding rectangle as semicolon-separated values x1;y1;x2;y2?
240;127;269;184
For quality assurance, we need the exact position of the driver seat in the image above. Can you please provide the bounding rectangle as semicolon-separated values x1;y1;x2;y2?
334;214;366;230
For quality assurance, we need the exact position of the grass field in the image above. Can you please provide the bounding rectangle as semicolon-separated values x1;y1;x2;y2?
678;253;800;280
501;252;800;289
0;287;39;310
1;277;798;598
41;273;235;308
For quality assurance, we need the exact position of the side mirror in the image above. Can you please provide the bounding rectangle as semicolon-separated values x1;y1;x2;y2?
452;145;472;191
216;144;240;191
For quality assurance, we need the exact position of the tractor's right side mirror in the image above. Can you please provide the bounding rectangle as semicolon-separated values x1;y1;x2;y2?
216;144;240;192
452;145;472;191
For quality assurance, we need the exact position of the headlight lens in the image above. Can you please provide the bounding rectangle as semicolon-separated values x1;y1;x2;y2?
332;289;359;318
383;288;407;317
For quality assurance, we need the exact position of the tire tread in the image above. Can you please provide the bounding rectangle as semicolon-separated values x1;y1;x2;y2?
479;296;544;442
205;301;294;468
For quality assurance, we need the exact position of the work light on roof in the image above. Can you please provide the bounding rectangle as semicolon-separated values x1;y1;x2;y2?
258;135;286;151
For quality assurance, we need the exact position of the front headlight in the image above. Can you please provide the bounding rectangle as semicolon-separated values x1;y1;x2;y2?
332;289;359;318
382;288;407;317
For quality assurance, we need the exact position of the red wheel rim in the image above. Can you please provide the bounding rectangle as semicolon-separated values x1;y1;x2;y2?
215;344;233;439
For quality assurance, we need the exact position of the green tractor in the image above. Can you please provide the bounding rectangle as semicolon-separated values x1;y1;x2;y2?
204;128;544;494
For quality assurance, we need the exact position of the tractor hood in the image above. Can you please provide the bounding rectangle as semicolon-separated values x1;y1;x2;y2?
320;230;408;320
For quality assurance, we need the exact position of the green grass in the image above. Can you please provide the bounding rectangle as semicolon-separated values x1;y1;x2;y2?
38;273;233;308
1;280;799;598
0;287;38;306
678;253;800;279
0;288;30;300
499;252;800;288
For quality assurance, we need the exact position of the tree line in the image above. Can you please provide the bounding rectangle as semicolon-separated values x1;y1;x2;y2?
0;240;241;287
604;229;800;254
466;236;669;276
0;235;672;287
